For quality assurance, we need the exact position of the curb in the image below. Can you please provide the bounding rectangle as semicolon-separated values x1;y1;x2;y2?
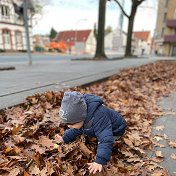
0;67;15;71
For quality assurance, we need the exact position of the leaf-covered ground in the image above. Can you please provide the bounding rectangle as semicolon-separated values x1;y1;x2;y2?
1;60;176;176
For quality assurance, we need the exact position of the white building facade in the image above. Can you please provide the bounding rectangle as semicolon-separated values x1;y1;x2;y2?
0;0;33;52
74;31;96;54
105;28;127;55
84;30;96;54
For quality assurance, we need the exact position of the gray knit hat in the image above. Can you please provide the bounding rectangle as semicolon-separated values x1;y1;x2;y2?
59;91;87;124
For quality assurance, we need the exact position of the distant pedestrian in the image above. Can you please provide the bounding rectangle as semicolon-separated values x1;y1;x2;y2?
68;47;71;54
55;91;126;174
141;40;145;56
132;48;135;54
141;48;145;56
155;49;158;55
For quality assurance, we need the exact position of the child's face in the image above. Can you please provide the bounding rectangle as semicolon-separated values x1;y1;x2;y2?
67;121;84;129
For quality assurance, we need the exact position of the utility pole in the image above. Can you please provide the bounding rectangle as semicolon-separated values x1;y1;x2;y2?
23;0;32;65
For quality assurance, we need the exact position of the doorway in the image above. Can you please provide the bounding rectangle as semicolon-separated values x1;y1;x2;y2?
3;29;11;50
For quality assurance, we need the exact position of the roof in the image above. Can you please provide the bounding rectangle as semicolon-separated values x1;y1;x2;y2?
133;31;151;41
56;30;92;46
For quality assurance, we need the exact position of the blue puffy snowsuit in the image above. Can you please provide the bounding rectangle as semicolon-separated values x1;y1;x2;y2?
62;94;126;165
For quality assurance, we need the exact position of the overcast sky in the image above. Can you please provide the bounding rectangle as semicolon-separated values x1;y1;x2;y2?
33;0;158;36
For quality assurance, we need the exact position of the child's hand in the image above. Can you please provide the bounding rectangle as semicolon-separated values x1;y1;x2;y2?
55;134;64;143
87;162;102;174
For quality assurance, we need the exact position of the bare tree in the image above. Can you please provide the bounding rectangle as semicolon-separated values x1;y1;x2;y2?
114;0;146;57
31;0;53;26
94;0;107;60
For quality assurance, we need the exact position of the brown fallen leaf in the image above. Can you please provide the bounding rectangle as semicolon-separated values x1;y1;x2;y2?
133;147;145;156
170;153;176;160
23;171;29;176
23;111;33;115
5;146;21;154
163;134;169;140
29;164;41;175
155;151;164;158
45;91;54;101
151;170;168;176
151;157;164;163
45;160;55;175
168;141;176;148
164;111;176;115
38;136;54;149
131;132;141;141
153;141;165;148
146;162;162;171
8;167;21;176
8;156;27;161
154;125;165;131
127;157;141;163
40;167;47;176
124;138;133;147
12;125;22;135
31;144;46;154
121;150;134;157
79;141;93;157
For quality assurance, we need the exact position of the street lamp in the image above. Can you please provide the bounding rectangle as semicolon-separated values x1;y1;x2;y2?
13;0;33;65
23;0;33;65
74;19;88;53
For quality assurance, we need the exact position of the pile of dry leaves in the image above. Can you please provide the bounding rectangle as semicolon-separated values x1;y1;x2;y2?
1;60;176;176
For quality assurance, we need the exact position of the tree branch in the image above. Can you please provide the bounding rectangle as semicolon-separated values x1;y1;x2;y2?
113;0;130;18
135;0;146;6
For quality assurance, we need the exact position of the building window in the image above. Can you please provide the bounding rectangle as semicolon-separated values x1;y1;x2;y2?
16;31;22;44
163;13;167;23
3;30;10;44
161;28;165;37
0;5;10;17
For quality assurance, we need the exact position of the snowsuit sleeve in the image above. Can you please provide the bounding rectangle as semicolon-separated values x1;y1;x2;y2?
62;128;83;144
93;113;114;165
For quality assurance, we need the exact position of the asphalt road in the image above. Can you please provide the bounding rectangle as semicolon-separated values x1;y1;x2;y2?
0;54;173;109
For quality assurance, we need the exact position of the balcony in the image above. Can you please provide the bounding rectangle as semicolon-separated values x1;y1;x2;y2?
166;19;176;28
164;35;176;42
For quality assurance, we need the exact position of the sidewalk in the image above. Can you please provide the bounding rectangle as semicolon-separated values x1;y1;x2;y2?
0;66;15;71
152;93;176;175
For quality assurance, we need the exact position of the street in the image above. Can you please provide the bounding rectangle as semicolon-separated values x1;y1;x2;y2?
0;54;165;109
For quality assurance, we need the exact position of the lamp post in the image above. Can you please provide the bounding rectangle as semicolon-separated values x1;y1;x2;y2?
74;19;88;54
23;0;32;65
119;0;125;36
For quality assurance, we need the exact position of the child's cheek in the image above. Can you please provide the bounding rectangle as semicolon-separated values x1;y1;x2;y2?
67;125;72;128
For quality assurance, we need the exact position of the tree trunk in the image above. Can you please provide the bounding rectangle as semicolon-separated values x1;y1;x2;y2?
125;7;137;57
94;0;107;59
